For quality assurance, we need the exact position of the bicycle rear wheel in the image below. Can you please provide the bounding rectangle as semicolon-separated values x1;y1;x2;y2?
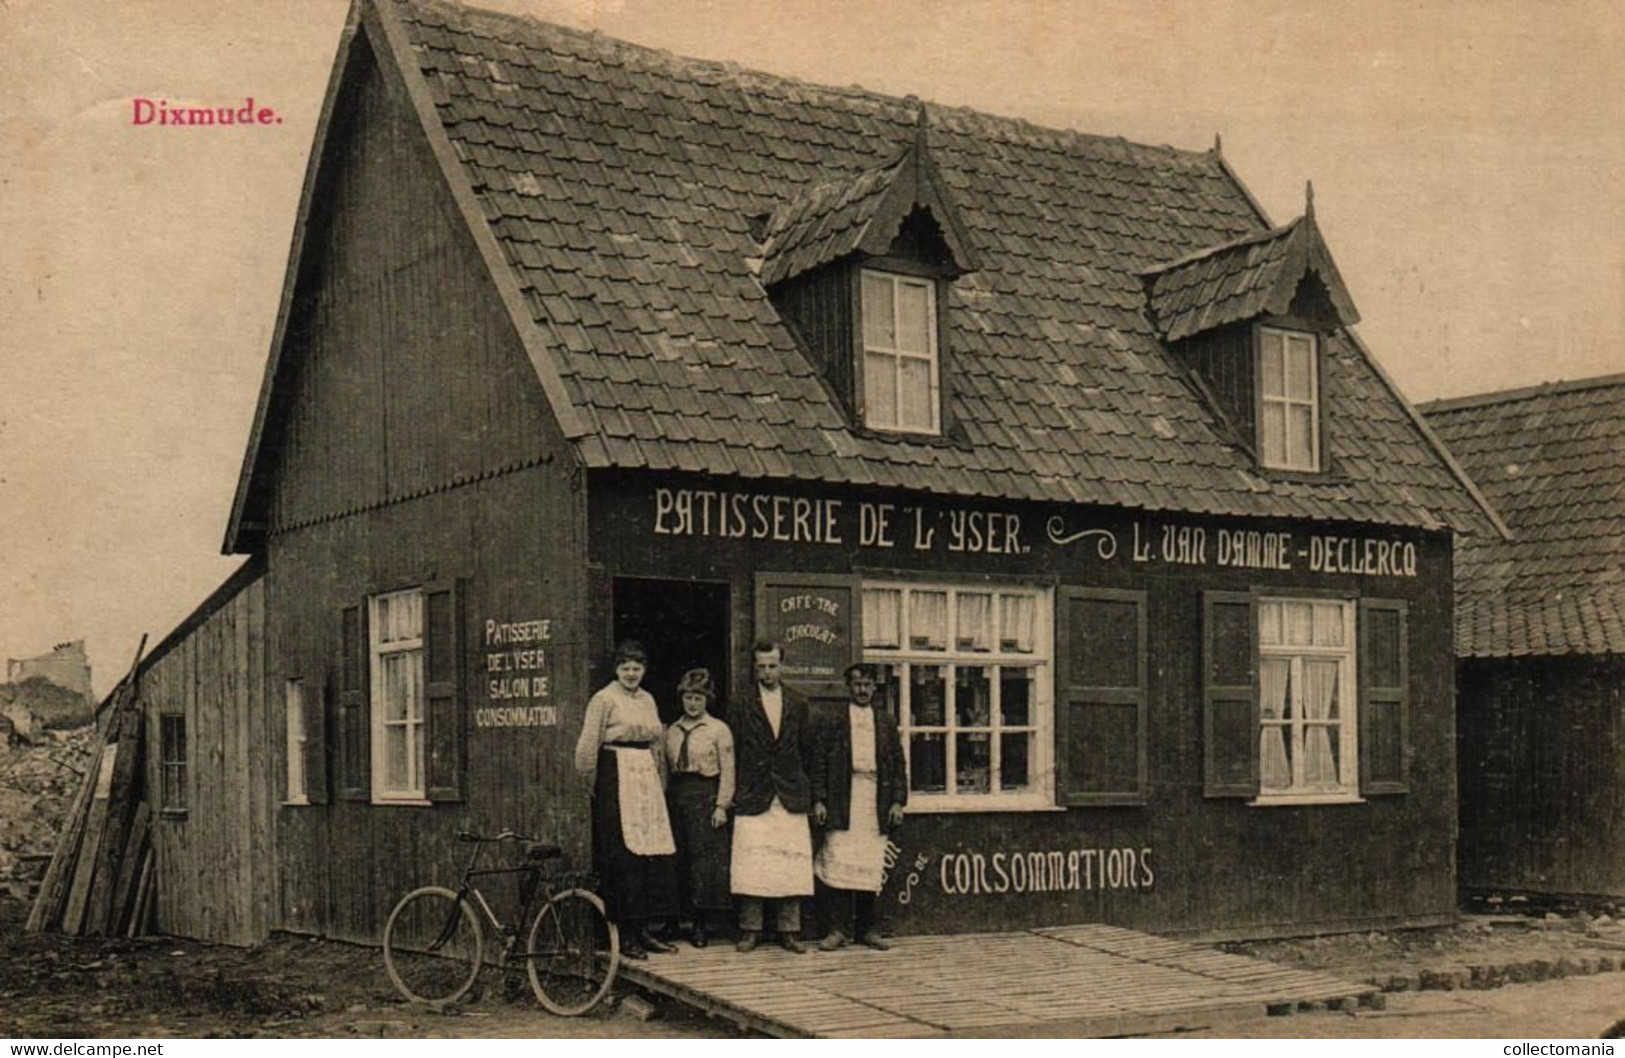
526;888;619;1016
383;886;484;1007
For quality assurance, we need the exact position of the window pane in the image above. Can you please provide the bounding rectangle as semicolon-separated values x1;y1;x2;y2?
1261;723;1292;791
864;352;897;427
1312;602;1345;647
1000;668;1032;727
1289;405;1316;468
1262;402;1288;466
909;664;945;726
1286;335;1314;399
1284;602;1313;646
875;663;900;717
381;653;419;722
956;733;991;794
863;589;901;649
1261;331;1285;398
898;356;934;431
379;591;423;645
286;680;305;799
1304;725;1339;787
1259;600;1282;647
1260;659;1291;721
1000;594;1036;653
955;666;991;727
910;733;945;793
896;281;931;354
1000;733;1031;792
386;725;409;791
862;273;895;349
908;592;947;650
956;593;993;652
1304;659;1341;721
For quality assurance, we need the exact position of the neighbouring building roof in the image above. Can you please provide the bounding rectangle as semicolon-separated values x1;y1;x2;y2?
1421;374;1625;657
225;0;1502;552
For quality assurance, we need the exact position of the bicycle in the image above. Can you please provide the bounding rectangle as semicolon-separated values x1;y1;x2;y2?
382;829;619;1016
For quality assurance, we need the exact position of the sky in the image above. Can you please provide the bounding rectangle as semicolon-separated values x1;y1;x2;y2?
2;0;1622;696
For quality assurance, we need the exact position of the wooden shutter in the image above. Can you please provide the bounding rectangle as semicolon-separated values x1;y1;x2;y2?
1359;598;1410;796
424;580;464;803
1203;591;1259;798
303;674;330;805
1056;588;1148;806
337;603;369;801
753;573;862;701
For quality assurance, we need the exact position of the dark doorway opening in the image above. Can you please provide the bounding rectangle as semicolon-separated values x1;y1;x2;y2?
612;577;731;725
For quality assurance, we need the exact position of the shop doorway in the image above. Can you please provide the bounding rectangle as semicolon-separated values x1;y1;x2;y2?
612;577;731;725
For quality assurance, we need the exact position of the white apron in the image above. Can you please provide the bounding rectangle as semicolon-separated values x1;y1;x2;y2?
731;796;813;897
613;746;675;856
814;772;886;892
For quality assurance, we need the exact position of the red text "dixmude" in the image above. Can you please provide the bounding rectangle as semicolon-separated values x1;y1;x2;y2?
131;98;282;126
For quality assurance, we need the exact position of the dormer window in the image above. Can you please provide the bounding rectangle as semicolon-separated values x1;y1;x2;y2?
757;108;978;442
1258;327;1320;471
862;269;940;434
1140;193;1359;478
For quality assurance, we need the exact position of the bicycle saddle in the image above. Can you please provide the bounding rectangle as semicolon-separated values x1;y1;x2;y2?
525;842;563;860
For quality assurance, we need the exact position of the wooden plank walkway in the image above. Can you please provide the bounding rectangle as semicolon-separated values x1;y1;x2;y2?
616;925;1378;1038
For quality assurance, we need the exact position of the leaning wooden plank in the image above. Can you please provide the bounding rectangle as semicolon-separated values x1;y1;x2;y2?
87;717;146;935
61;743;119;935
126;848;155;939
25;738;101;932
107;803;151;936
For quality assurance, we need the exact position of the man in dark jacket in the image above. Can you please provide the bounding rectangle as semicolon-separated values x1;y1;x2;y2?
811;663;907;950
728;641;815;953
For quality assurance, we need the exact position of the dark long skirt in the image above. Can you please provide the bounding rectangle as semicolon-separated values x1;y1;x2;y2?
667;773;732;913
592;749;677;926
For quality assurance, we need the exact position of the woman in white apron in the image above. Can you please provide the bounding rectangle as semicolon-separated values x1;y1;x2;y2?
573;640;678;959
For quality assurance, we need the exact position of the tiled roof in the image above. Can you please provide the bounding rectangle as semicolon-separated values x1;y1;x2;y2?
260;0;1498;538
759;158;902;287
1421;375;1625;657
1140;212;1358;343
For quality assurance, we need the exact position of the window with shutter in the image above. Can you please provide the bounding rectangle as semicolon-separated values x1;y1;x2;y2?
1056;588;1148;806
423;581;464;803
1202;591;1259;798
338;604;369;801
1359;598;1409;795
1255;597;1357;802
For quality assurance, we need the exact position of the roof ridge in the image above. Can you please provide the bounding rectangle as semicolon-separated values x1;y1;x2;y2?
1417;372;1625;415
397;0;1218;166
1138;216;1302;277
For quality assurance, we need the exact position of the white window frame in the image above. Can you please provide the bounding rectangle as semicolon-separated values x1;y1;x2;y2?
862;581;1054;812
861;269;941;435
1253;596;1360;806
370;588;428;804
158;713;187;814
284;677;308;806
1258;327;1320;471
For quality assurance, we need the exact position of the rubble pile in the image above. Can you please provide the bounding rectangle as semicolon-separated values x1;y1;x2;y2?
0;727;96;901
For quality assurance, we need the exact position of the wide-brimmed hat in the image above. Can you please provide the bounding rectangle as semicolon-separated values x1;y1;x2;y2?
676;668;714;702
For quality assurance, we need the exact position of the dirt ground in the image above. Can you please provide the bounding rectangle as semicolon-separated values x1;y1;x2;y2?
0;898;743;1039
1227;899;1625;986
6;891;1625;1039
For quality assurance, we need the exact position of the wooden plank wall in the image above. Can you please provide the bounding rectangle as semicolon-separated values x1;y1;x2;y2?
589;475;1460;938
142;576;271;946
1457;655;1625;898
257;27;590;945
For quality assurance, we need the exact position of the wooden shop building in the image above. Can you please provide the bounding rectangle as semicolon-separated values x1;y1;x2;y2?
1422;376;1625;901
144;0;1503;946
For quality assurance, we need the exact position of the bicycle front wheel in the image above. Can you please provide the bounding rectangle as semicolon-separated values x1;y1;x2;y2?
526;888;619;1016
383;886;484;1007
